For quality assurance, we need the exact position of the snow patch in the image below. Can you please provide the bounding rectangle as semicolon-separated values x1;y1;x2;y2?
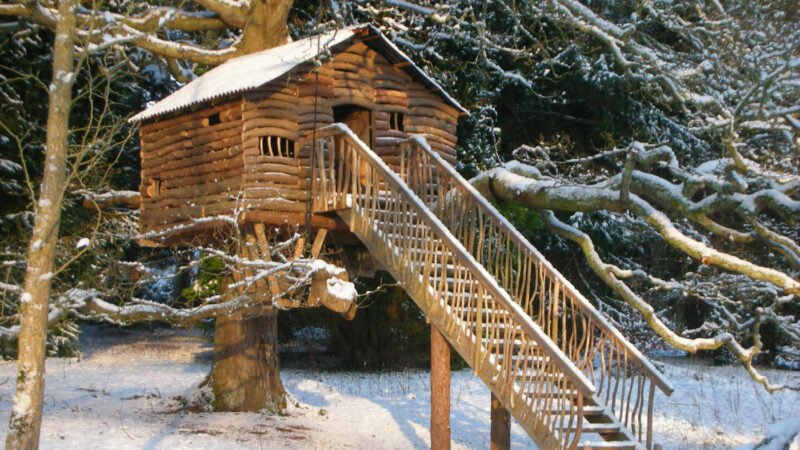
0;333;797;449
0;159;22;174
76;238;90;250
325;277;357;302
10;391;31;419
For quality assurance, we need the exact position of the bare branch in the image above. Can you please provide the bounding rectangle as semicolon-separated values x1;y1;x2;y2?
121;24;241;65
0;4;28;17
120;7;228;33
542;211;799;392
473;164;800;295
192;0;250;28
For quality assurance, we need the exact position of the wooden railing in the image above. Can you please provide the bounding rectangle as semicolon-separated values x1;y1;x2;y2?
309;124;596;448
394;135;674;449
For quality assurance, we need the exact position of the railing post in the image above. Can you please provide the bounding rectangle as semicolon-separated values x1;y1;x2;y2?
490;393;511;450
431;324;451;450
646;382;655;450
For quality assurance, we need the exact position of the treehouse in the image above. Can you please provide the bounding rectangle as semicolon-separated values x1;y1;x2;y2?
131;24;672;450
131;24;464;246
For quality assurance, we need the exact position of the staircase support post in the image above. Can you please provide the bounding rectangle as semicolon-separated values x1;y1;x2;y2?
490;393;511;450
430;324;451;450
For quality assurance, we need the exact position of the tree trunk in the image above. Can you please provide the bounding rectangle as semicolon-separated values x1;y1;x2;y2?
430;324;451;450
240;0;293;54
208;2;292;411
210;303;285;412
6;1;76;448
490;393;511;450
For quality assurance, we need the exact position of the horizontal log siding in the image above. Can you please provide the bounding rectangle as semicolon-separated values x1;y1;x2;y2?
138;37;461;237
242;80;307;217
405;81;459;165
139;101;244;234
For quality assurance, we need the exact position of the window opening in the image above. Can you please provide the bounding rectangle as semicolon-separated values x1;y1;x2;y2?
206;112;221;126
146;178;161;198
260;136;295;158
389;112;404;131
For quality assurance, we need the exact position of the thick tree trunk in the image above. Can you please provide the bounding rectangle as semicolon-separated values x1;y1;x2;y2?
208;2;292;412
210;303;285;412
490;393;511;450
6;1;76;448
239;0;293;54
430;324;451;450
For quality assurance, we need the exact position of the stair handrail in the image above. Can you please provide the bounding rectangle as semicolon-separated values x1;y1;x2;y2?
401;135;674;397
313;123;597;398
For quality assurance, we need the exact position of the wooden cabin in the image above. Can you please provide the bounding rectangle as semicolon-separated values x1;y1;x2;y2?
130;24;467;246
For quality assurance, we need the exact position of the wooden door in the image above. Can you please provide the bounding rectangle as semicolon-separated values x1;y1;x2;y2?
334;105;372;186
342;109;371;147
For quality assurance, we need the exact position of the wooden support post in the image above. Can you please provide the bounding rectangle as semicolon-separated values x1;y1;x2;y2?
430;324;451;450
292;237;306;259
490;393;511;450
310;228;328;258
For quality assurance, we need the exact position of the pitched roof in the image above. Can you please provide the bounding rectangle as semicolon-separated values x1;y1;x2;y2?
130;24;466;123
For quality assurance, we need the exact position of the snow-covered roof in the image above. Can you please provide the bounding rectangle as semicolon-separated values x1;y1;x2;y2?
130;24;466;123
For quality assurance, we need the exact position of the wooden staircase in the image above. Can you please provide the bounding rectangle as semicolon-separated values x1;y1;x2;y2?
309;124;673;449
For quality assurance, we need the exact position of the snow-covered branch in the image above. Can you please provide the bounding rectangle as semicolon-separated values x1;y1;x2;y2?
474;165;800;295
0;232;358;342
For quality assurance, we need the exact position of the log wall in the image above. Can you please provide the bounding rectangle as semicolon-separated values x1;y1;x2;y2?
139;101;244;236
138;36;461;238
241;79;307;217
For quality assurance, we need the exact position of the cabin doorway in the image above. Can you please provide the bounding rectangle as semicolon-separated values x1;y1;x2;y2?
333;105;372;147
333;105;373;185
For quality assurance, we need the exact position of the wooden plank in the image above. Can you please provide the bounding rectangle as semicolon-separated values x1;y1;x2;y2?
142;144;242;174
243;172;306;185
242;107;298;121
244;211;347;230
297;83;335;98
242;127;298;141
244;187;309;201
142;118;241;150
406;116;458;134
242;117;298;133
310;228;328;258
143;177;243;202
246;198;307;212
140;101;241;136
293;237;306;259
158;167;243;190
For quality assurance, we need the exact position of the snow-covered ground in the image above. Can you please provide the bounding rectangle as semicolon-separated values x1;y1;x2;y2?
0;327;798;449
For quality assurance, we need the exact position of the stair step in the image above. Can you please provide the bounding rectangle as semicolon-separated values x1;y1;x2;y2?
545;405;606;417
578;441;638;450
567;422;621;434
451;305;519;315
453;310;518;322
469;320;524;330
512;371;567;383
497;353;551;364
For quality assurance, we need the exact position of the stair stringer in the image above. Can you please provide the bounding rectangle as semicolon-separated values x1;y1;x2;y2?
338;207;568;449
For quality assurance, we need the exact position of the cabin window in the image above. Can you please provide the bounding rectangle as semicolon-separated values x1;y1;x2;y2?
389;112;404;131
146;178;161;198
205;112;221;126
260;136;295;158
